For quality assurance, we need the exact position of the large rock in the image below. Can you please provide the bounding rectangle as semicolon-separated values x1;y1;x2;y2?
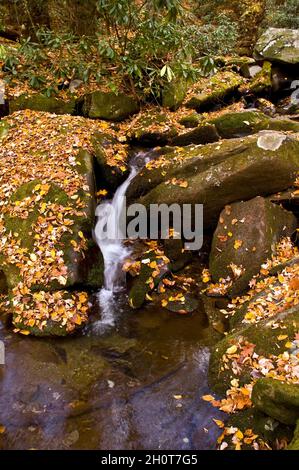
210;110;299;139
162;78;189;111
252;378;299;426
0;111;104;294
9;94;76;115
254;28;299;65
209;197;297;297
186;71;244;111
209;305;299;394
81;91;139;121
128;132;299;230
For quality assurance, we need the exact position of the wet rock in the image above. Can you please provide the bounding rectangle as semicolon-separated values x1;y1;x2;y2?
186;71;244;112
130;132;299;230
80;91;139;121
210;110;299;139
9;94;76;115
209;197;297;297
128;252;161;309
91;131;129;190
252;378;299;425
164;294;199;314
254;28;299;65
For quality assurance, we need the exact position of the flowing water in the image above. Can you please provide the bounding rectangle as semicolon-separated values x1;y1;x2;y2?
0;151;224;450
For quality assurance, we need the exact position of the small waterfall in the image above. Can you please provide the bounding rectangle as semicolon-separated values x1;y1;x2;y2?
94;152;147;328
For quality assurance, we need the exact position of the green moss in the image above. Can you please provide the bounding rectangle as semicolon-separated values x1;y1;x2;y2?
82;91;139;121
9;94;76;115
0;120;10;140
288;420;299;450
252;378;299;425
162;78;189;110
248;61;272;94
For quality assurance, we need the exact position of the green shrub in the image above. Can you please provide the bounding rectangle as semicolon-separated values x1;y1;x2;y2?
263;0;299;29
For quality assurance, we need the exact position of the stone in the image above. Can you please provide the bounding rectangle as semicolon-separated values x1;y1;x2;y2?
178;112;202;128
162;78;189;110
9;94;76;115
186;71;244;111
247;61;272;94
288;420;299;450
252;378;299;425
209;197;297;297
128;132;299;231
170;123;219;146
210;110;299;139
81;91;139;121
91;132;129;190
127;111;178;145
254;28;299;65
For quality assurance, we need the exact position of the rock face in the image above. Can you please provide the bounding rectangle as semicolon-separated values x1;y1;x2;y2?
254;28;299;65
81;91;139;121
252;378;299;425
186;71;244;111
209;197;297;297
0;111;104;335
9;94;76;115
128;132;299;230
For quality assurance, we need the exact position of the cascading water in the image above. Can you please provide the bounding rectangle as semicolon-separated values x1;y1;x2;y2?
94;152;147;329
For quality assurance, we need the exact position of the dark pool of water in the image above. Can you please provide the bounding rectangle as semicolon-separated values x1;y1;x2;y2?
0;296;224;450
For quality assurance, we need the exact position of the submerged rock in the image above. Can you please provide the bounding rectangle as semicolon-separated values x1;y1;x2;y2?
81;91;139;121
254;28;299;65
209;197;297;297
252;378;299;426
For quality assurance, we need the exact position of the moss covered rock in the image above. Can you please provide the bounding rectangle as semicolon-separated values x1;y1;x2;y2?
254;28;299;65
247;61;272;95
209;306;299;395
252;378;299;426
210;110;299;139
91;131;129;190
209;197;297;297
288;420;299;450
170;123;219;146
132;132;299;230
81;91;139;121
162;78;189;111
9;94;76;115
186;71;244;111
178;112;202;128
127;111;178;146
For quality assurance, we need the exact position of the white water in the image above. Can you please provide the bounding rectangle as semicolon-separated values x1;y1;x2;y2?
94;151;150;329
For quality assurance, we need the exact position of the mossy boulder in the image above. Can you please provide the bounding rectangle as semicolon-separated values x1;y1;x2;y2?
9;94;76;115
247;61;272;95
209;306;299;395
128;252;160;309
162;78;189;111
288;420;299;450
91;131;129;190
131;132;299;230
81;91;139;121
209;197;297;297
178;112;202;128
127;111;178;146
170;123;219;146
252;378;299;426
254;28;299;65
210;110;299;139
186;71;244;111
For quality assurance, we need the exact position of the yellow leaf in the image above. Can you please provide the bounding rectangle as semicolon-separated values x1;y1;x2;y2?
19;330;30;336
213;419;224;428
0;425;6;434
30;253;37;262
235;429;244;440
145;293;153;301
234;240;243;250
277;335;288;341
226;345;238;355
285;341;293;348
173;395;182;400
202;394;215;402
228;231;233;237
161;299;168;307
78;231;84;239
149;261;157;269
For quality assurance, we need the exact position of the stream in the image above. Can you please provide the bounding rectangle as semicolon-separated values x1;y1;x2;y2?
0;151;223;450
